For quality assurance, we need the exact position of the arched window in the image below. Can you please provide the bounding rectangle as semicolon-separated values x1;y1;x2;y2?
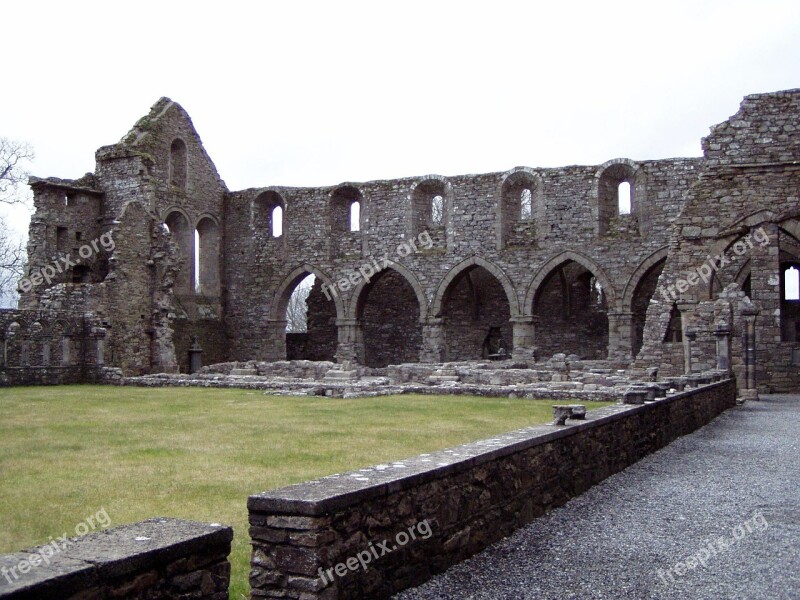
350;201;360;232
165;211;193;294
272;205;283;238
785;266;799;300
411;178;447;237
330;186;362;233
169;139;187;190
597;161;640;236
618;182;631;215
195;217;220;296
520;188;532;220
431;195;444;225
194;229;201;292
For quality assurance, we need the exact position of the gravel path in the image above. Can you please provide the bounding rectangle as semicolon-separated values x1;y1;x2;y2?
394;394;800;600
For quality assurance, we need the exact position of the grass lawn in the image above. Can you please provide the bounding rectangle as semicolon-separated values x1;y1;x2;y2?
0;385;612;598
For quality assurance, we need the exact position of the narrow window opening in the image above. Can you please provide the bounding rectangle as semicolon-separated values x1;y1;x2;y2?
785;266;800;300
169;139;188;190
618;182;631;215
350;201;360;232
194;229;201;293
431;195;444;225
272;205;283;238
520;188;532;220
56;227;69;252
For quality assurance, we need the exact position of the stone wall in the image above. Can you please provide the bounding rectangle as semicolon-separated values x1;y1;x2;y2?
0;518;232;600
636;89;800;391
15;90;799;391
0;309;108;386
248;379;736;599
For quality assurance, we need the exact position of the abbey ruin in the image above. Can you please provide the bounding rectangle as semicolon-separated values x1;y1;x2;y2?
2;89;799;394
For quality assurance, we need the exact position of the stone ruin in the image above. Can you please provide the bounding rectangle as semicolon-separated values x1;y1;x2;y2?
2;89;798;395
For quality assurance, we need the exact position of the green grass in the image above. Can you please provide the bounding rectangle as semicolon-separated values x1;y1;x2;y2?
0;385;611;598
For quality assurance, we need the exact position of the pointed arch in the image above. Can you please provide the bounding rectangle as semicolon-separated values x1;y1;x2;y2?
270;264;345;322
525;250;617;315
346;260;428;321
622;247;670;310
431;256;519;318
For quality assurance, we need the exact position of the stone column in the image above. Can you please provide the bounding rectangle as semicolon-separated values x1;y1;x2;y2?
747;223;779;391
511;316;537;363
266;319;288;361
420;317;445;363
607;311;634;362
740;304;760;401
684;327;697;374
677;300;697;374
335;318;363;366
714;323;731;372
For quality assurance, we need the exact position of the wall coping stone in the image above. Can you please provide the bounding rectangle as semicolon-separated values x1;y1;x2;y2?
248;380;730;516
0;518;232;599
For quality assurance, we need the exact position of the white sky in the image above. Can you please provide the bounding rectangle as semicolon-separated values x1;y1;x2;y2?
2;0;800;233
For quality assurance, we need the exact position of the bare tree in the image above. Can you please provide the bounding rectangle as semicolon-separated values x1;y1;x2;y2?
285;275;315;332
0;138;34;205
0;137;34;306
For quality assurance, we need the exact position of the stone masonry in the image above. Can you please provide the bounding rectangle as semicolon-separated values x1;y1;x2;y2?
4;89;799;391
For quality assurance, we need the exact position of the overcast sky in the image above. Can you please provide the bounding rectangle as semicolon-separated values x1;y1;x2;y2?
2;0;799;232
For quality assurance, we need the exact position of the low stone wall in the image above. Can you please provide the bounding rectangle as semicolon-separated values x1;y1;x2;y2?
248;379;736;599
0;518;232;599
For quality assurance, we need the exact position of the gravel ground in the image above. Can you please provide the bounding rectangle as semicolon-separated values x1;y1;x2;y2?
394;395;800;600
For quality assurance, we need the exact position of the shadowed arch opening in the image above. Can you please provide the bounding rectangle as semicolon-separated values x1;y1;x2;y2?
273;267;340;361
630;257;667;357
531;259;609;359
356;268;423;367
438;265;513;361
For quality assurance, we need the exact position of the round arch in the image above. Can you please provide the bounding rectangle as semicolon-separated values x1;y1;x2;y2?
269;264;345;322
346;260;428;322
495;167;544;250
430;256;520;318
161;206;192;226
194;213;220;229
525;250;617;315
